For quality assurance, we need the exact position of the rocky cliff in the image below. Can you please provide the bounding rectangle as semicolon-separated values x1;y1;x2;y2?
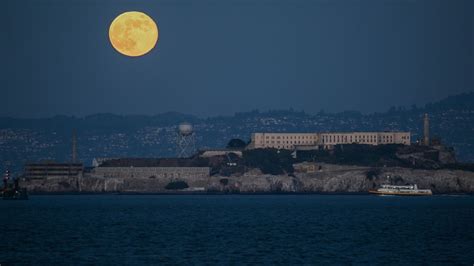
21;163;474;194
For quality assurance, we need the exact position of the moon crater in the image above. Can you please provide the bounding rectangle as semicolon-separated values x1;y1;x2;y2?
109;11;159;57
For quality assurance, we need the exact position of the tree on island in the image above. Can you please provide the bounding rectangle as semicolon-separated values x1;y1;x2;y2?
226;138;247;149
243;148;295;175
165;181;189;190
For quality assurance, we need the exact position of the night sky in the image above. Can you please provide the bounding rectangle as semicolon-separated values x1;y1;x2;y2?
2;0;473;118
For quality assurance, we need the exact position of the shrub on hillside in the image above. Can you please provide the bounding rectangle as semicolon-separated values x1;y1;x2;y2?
226;139;247;149
243;148;294;175
219;178;229;186
365;168;381;180
296;144;405;167
165;181;189;190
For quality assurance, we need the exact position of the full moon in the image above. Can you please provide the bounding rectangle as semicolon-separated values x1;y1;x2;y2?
109;11;159;57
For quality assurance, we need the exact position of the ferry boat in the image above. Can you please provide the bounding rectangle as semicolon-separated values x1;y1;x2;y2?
369;184;432;196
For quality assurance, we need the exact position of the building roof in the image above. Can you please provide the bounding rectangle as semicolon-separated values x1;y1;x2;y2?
198;148;243;152
98;158;208;168
25;162;83;167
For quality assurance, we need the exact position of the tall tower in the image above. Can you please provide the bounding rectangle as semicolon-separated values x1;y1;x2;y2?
176;122;196;158
72;129;77;163
423;113;430;146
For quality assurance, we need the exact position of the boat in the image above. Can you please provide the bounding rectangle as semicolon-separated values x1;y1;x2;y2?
2;188;28;200
369;184;432;196
2;170;28;200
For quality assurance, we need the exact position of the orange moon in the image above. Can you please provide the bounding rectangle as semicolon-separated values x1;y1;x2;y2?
109;11;159;57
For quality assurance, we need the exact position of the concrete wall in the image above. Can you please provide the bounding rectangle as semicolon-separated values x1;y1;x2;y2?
200;150;243;158
93;167;210;179
20;164;474;194
24;163;84;180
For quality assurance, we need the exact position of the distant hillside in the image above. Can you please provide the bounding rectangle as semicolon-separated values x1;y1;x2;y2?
0;112;199;131
425;92;474;111
0;91;473;173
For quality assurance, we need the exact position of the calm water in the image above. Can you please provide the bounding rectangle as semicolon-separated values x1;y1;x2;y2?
1;195;473;265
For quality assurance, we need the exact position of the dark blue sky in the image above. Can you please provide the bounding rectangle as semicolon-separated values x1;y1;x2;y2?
1;0;473;118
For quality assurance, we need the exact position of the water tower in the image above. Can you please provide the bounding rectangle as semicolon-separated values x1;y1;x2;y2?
176;122;196;158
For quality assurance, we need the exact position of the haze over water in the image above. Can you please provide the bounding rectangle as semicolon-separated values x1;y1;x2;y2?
1;195;473;264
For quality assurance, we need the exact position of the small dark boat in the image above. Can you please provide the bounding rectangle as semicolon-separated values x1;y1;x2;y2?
2;170;28;200
2;188;28;200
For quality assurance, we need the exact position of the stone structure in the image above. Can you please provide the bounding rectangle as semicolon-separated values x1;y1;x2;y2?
199;149;243;158
20;163;474;194
92;158;119;167
94;166;210;179
249;133;319;150
249;131;410;150
24;162;84;180
294;162;320;173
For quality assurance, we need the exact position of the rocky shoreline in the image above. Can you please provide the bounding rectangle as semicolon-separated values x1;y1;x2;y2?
21;163;474;195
